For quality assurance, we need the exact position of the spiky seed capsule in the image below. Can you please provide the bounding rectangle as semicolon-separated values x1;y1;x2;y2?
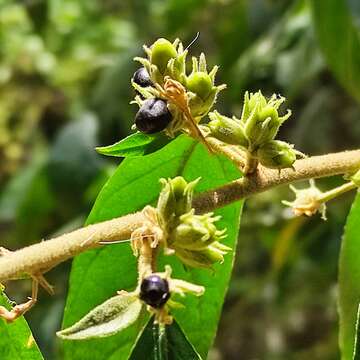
186;72;213;100
150;38;177;74
135;98;172;134
140;275;170;309
133;67;153;88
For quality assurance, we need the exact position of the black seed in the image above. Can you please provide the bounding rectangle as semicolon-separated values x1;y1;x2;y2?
133;67;153;88
135;98;172;134
140;275;171;309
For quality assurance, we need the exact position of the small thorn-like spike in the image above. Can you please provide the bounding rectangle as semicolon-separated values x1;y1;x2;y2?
199;53;207;72
191;56;199;73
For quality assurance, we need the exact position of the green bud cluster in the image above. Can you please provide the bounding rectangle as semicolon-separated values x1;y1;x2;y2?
157;177;230;269
241;91;291;149
208;91;300;170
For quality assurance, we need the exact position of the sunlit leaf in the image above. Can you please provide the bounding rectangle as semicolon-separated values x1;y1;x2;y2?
96;132;171;158
62;135;243;359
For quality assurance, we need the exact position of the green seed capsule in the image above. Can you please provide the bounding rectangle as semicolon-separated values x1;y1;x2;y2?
208;111;248;147
174;246;225;269
257;140;297;169
186;72;213;100
150;38;177;74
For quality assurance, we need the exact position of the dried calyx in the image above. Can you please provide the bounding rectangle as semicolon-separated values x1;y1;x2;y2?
282;180;327;220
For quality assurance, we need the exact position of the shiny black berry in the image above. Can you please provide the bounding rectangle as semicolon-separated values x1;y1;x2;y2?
140;275;170;309
133;67;153;88
135;98;172;134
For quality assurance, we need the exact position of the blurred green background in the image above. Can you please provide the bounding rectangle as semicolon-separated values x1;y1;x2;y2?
0;0;359;359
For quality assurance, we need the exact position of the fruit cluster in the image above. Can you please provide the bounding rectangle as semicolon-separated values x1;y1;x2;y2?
131;38;225;138
129;38;303;172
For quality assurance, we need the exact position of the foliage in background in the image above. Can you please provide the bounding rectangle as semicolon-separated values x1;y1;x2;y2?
0;0;360;359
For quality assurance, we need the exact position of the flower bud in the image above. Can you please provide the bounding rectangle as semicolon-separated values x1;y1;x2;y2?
208;111;248;147
150;38;177;74
257;140;296;169
171;210;226;250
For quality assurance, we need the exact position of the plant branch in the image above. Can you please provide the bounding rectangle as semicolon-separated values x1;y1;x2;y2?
0;149;359;283
0;213;145;282
193;149;360;212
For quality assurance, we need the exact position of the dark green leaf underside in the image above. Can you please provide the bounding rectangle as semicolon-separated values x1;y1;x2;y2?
130;318;202;360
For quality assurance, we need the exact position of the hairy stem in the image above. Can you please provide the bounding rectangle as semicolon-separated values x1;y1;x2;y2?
193;149;360;212
0;149;359;282
0;213;145;282
205;136;246;169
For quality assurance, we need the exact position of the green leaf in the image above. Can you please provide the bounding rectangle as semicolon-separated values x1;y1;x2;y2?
96;132;171;158
0;292;44;360
58;293;144;340
339;192;360;360
311;0;360;102
62;135;243;359
130;318;202;360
